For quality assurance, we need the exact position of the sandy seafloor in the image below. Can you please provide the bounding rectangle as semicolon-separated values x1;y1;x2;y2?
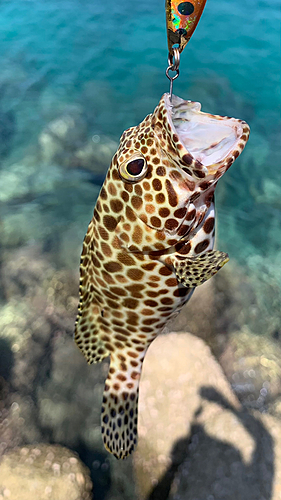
0;0;280;498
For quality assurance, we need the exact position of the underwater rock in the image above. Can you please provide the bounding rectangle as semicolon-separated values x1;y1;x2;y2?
0;153;66;205
36;325;137;500
0;246;137;499
1;203;45;248
0;157;39;203
133;332;240;498
39;111;87;164
133;332;280;500
72;134;118;174
254;178;281;208
1;167;99;251
0;247;78;446
0;444;92;500
219;329;281;412
171;259;281;410
169;262;246;355
169;279;219;346
37;333;105;448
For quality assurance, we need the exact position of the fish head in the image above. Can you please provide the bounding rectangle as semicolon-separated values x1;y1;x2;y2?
105;93;249;253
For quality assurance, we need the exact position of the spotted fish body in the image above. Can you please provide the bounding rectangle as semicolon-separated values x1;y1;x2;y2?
75;93;250;459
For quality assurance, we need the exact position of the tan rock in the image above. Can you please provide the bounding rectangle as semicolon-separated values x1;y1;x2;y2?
134;332;279;500
134;332;240;498
219;328;281;409
0;444;92;500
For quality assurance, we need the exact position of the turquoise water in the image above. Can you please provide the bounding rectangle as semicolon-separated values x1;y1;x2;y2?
0;1;280;306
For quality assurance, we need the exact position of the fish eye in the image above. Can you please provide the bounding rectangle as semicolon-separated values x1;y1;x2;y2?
118;153;148;183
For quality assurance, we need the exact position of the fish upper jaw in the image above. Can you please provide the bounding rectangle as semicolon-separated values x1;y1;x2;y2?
153;93;250;183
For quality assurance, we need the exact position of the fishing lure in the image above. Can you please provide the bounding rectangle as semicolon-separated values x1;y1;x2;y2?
166;0;207;55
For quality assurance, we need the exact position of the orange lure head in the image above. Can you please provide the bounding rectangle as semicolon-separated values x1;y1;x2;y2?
166;0;207;55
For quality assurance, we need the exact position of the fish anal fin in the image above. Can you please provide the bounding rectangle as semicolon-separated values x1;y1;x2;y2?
101;352;144;459
174;250;229;288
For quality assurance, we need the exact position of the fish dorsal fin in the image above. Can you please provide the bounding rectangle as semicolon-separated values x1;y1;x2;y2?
174;250;229;288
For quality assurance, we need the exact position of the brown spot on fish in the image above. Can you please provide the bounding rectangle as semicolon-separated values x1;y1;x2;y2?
110;199;123;213
203;217;215;233
194;170;205;178
156;166;166;176
194;239;210;253
117;252;135;266
159;266;173;276
132;227;143;244
121;191;129;202
103;215;118;232
126;206;137;222
104;262;122;273
174;207;187;219
165;219;178;231
127;268;145;281
165;179;178;207
146;204;155;214
143;181;150;191
134;185;143;196
152;178;162;191
182;153;193;165
151;216;162;228
108;182;117;196
156;193;165;204
159;207;170;218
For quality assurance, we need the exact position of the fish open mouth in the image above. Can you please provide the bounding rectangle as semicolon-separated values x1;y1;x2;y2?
165;94;246;173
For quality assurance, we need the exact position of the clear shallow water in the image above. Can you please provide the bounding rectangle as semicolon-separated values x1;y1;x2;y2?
0;0;280;311
0;0;280;326
1;0;280;232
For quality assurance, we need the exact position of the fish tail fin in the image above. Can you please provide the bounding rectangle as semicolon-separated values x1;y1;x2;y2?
74;311;110;364
101;352;144;459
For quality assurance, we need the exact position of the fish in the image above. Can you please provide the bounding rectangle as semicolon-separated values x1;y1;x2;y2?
75;93;250;459
166;0;207;55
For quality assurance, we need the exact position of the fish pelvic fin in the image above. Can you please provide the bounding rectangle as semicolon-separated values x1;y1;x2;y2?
174;250;229;288
101;352;144;459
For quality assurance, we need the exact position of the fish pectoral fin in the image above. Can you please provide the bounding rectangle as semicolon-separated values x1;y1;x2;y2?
174;250;229;288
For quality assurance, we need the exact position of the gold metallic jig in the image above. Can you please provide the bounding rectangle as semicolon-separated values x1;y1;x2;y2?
165;0;207;98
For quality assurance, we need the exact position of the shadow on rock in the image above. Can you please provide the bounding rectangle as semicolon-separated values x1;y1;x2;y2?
0;337;14;381
148;387;274;500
